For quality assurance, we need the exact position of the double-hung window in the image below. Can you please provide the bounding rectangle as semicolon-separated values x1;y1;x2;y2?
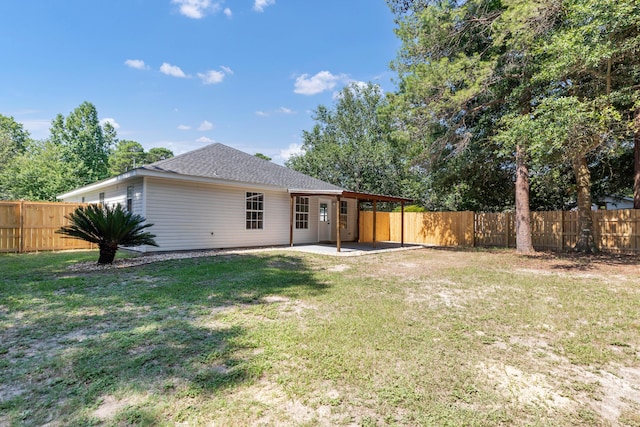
246;192;264;229
126;186;134;212
295;197;309;229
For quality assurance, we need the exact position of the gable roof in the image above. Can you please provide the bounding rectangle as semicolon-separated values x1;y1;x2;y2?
58;143;411;203
141;143;343;191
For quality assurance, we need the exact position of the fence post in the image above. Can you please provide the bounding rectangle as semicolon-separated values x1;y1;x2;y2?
592;210;600;252
505;212;510;248
560;210;564;251
19;200;25;253
472;212;477;247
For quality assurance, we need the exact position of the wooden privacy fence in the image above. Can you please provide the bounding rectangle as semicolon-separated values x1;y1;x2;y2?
360;209;640;254
359;211;474;247
475;210;640;253
0;201;94;253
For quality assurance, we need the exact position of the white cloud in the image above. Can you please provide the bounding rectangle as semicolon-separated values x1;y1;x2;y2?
100;118;120;130
172;0;221;19
253;0;275;12
19;119;51;140
223;7;232;17
198;120;214;131
332;81;376;99
160;62;189;78
196;136;215;143
197;70;225;85
177;124;191;130
278;107;295;115
279;143;303;161
197;66;233;85
124;59;148;70
255;107;295;117
294;71;348;95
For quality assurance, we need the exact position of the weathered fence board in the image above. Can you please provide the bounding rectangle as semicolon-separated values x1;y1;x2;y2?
0;201;93;253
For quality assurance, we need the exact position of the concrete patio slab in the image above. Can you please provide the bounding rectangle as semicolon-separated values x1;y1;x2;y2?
284;242;424;256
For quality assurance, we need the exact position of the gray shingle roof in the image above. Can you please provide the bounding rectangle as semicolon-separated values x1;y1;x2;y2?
140;143;344;191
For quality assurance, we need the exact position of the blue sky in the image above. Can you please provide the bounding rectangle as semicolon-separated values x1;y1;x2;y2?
1;0;400;164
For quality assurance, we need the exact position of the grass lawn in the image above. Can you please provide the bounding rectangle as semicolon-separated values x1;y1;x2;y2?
1;247;639;426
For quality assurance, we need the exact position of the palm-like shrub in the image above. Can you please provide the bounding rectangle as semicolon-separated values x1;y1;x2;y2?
57;203;158;264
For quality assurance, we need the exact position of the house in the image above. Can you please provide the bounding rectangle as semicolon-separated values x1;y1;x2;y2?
57;143;410;252
592;196;635;211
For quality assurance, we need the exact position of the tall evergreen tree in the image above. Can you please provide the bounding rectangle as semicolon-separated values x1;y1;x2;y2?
145;147;174;163
109;140;147;176
387;0;560;253
526;0;640;251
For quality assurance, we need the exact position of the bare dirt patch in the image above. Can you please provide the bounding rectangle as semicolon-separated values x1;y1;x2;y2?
93;394;147;421
326;264;351;272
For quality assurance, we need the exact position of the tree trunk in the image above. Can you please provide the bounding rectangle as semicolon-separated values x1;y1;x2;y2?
515;143;534;254
98;244;117;264
573;155;596;253
634;107;640;209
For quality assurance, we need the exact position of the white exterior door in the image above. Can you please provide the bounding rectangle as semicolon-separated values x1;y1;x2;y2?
318;199;332;242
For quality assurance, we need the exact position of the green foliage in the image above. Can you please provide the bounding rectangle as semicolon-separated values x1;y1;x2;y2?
287;82;425;201
109;140;147;175
392;204;425;212
387;0;550;213
254;153;272;161
1;103;175;199
388;0;639;215
0;115;32;199
57;204;158;264
109;143;175;176
50;101;113;187
146;147;174;163
0;114;30;155
1;139;75;201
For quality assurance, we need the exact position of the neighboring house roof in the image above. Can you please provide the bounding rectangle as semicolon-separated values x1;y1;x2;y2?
592;195;634;210
141;143;343;191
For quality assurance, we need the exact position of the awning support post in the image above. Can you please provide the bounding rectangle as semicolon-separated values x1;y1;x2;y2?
373;200;377;249
401;201;405;248
289;195;294;247
336;196;341;252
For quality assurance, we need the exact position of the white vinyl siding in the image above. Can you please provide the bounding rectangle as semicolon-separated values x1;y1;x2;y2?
59;176;361;252
144;178;310;251
59;178;143;213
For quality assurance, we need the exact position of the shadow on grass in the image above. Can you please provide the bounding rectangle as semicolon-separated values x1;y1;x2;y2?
421;245;639;272
0;252;327;426
522;250;640;271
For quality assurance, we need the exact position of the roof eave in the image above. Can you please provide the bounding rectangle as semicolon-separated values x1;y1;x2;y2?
58;169;330;200
288;189;412;203
57;170;140;199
